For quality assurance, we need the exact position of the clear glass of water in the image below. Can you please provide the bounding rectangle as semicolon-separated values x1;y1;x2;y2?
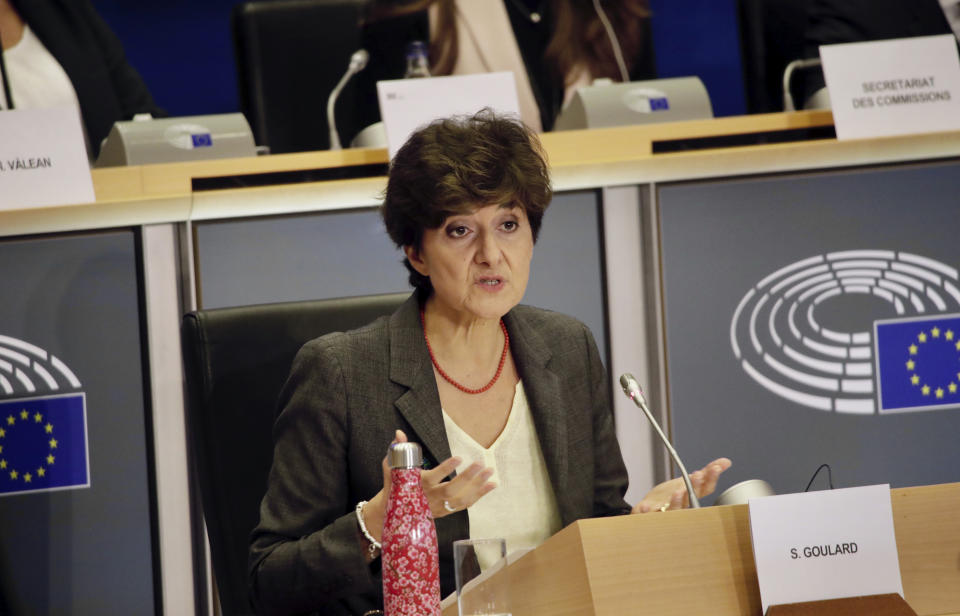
453;538;511;616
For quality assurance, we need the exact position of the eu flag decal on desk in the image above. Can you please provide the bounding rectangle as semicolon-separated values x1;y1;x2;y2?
0;394;89;496
875;314;960;414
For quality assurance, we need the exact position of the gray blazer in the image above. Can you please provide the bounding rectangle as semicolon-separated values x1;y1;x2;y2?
249;293;630;615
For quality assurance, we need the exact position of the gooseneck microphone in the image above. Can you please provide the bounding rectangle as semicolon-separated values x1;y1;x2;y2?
326;49;369;150
0;26;14;110
591;0;629;82
619;373;700;508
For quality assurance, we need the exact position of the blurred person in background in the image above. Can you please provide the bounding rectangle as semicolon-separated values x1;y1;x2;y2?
0;0;163;157
352;0;656;139
802;0;959;106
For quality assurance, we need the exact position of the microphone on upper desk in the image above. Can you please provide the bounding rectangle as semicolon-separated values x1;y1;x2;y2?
619;373;700;508
326;49;369;150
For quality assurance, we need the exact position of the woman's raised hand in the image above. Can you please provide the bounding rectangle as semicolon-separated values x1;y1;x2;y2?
631;457;732;514
421;456;496;519
362;430;497;545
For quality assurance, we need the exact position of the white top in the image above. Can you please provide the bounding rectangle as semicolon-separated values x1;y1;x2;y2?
441;381;562;570
0;25;80;111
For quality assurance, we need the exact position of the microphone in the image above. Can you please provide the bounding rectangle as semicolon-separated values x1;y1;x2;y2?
326;49;369;150
619;373;700;508
781;57;822;111
0;26;14;110
591;0;629;82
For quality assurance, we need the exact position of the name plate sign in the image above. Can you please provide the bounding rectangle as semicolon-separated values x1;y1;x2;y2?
749;484;903;613
820;34;960;140
0;107;94;211
377;72;521;158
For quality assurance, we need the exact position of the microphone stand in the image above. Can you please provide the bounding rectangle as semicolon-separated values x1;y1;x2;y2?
326;49;368;150
0;28;14;110
620;373;700;508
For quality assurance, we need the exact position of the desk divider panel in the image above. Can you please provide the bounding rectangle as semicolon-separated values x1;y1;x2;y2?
0;230;158;615
657;160;960;498
192;190;610;361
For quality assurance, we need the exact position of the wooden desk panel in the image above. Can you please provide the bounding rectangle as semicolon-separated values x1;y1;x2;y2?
441;483;960;616
9;110;960;239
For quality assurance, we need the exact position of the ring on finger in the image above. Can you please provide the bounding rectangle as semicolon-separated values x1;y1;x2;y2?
443;500;457;513
658;503;669;512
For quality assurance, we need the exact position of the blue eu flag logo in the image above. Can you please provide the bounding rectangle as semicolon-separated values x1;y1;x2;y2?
875;314;960;413
650;97;670;111
191;133;213;148
0;394;89;496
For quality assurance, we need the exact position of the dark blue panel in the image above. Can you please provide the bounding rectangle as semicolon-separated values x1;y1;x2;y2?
93;0;244;116
651;0;746;117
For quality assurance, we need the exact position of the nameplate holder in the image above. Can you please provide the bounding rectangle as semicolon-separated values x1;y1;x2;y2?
377;72;521;158
749;484;904;615
819;34;960;140
0;106;95;211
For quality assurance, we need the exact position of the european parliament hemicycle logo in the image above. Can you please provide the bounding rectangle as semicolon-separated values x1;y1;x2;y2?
730;250;960;415
0;335;89;496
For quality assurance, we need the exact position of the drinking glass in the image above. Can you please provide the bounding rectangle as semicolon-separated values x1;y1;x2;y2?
453;538;511;616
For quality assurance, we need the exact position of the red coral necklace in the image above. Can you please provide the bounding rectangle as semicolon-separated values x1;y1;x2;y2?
420;307;509;394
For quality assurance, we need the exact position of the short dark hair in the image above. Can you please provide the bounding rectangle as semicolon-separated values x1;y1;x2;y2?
381;110;552;294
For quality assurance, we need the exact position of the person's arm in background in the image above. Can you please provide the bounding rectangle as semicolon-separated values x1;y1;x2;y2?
801;0;866;104
629;15;657;81
15;0;163;156
76;0;164;120
802;0;952;104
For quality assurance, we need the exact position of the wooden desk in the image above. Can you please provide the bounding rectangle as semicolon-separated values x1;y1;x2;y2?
441;483;960;616
0;108;893;237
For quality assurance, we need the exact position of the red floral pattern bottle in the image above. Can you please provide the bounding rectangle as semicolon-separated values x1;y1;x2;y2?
382;442;441;616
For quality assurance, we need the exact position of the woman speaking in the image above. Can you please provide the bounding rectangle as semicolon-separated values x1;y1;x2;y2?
249;111;730;615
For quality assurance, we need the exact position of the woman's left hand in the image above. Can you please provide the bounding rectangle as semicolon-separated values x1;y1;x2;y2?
631;458;732;514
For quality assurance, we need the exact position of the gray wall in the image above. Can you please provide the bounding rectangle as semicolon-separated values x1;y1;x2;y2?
657;161;960;500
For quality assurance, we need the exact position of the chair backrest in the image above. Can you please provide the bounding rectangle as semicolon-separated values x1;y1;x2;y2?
737;0;812;113
181;292;408;616
232;0;367;154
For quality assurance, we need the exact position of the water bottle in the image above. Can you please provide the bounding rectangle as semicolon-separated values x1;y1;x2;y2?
404;40;431;79
382;442;441;616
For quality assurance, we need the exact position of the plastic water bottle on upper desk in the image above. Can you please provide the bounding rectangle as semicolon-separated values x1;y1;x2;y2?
404;40;431;79
382;441;441;616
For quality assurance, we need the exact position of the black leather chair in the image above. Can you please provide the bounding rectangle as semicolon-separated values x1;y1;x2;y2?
232;0;368;154
737;0;813;113
181;292;408;615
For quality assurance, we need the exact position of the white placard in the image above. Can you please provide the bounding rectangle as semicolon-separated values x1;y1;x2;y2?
749;484;903;614
0;106;95;211
377;72;522;158
820;34;960;140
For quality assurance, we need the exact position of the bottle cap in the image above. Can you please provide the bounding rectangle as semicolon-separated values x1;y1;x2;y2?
405;40;427;58
388;442;423;469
